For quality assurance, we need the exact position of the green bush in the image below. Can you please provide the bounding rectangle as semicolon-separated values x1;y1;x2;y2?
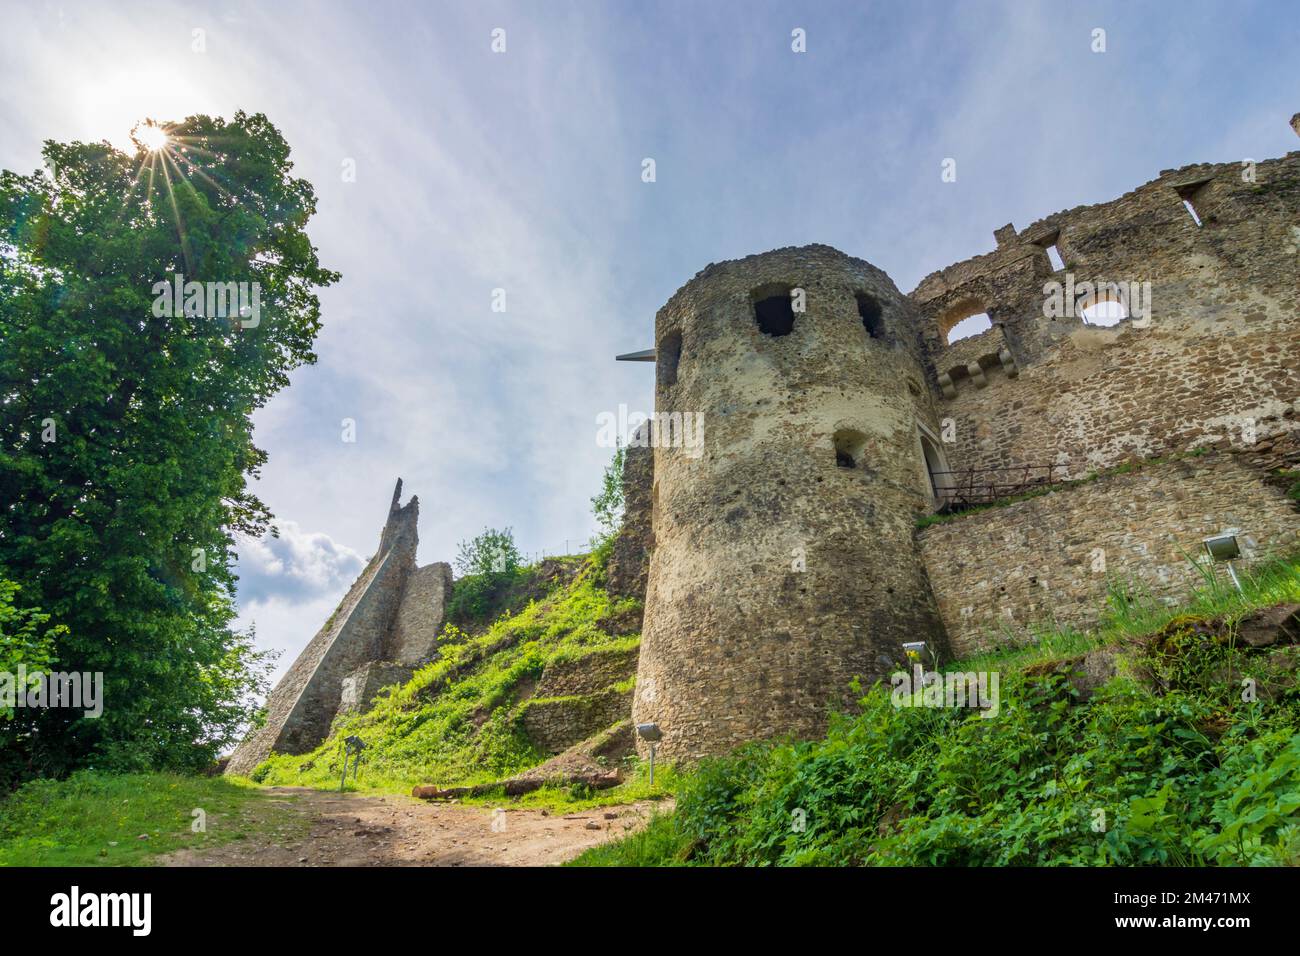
454;527;522;577
445;571;516;623
573;559;1300;867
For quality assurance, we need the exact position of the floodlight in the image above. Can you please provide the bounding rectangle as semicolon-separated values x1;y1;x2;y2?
1202;534;1240;562
1202;533;1244;592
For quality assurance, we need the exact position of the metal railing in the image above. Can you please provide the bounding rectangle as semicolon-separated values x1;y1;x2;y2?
930;463;1066;509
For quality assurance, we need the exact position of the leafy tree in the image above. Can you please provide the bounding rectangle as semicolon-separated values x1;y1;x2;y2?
0;578;64;704
447;528;523;623
590;445;625;544
454;527;522;577
0;113;336;778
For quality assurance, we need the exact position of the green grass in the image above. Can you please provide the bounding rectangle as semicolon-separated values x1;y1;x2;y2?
567;809;687;866
572;552;1300;867
247;557;642;793
0;771;304;866
955;551;1300;675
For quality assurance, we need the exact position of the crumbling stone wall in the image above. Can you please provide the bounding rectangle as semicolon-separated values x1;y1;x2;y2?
227;480;450;775
337;661;413;718
910;151;1300;479
387;562;452;665
536;646;638;700
633;245;952;765
605;420;654;601
918;453;1300;657
520;688;632;755
625;121;1300;766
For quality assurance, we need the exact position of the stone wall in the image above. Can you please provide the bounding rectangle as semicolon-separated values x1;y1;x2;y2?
535;646;638;700
606;421;654;601
520;688;632;755
387;562;452;665
226;480;421;775
336;660;414;724
910;151;1300;480
618;128;1300;767
918;453;1300;657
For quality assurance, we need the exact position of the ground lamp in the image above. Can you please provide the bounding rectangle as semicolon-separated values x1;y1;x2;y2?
636;722;662;787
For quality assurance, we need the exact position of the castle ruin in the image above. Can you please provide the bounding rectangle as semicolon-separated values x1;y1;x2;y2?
226;480;452;775
628;124;1300;763
230;117;1300;774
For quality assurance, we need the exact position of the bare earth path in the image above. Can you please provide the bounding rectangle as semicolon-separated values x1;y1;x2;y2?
164;787;663;867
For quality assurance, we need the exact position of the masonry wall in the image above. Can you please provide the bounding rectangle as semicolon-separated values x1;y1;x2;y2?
605;421;655;602
909;152;1300;479
337;661;413;719
918;453;1300;658
521;689;632;755
387;562;453;665
536;646;639;699
226;481;420;775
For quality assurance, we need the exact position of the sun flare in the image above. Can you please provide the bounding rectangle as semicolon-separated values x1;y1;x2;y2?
134;123;169;152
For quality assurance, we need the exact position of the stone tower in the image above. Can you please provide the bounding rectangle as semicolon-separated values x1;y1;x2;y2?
632;245;952;764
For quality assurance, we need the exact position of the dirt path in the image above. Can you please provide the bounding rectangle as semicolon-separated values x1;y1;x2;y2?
164;787;663;867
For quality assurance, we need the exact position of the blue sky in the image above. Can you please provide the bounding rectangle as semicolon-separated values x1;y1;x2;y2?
2;0;1296;681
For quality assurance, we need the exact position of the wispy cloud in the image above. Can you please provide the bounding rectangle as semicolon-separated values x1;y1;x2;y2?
234;521;365;606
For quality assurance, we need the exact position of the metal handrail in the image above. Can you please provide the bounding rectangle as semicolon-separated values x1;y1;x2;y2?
930;463;1065;507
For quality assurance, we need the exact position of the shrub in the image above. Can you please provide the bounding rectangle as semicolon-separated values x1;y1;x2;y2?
454;528;521;577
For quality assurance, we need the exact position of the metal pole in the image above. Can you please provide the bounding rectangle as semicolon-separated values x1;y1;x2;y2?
1226;561;1243;592
648;743;656;788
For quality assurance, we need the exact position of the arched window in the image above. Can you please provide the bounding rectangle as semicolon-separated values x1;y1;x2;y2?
917;426;952;506
946;312;992;344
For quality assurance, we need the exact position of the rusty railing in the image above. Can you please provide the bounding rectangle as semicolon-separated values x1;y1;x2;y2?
929;463;1066;509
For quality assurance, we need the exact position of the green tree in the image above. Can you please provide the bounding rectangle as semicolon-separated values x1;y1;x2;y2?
0;578;63;702
590;445;625;544
454;527;522;577
0;113;336;778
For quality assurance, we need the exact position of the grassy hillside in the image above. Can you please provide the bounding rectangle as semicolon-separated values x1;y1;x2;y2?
573;555;1300;866
249;554;642;792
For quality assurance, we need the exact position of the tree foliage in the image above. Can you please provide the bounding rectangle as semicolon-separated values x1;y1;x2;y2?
0;579;64;720
453;527;522;578
0;113;336;780
447;527;524;623
590;445;625;544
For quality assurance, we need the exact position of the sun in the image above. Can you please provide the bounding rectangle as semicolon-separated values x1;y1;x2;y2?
133;123;169;152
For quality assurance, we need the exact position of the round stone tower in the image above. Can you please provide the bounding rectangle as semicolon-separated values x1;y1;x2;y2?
632;245;952;764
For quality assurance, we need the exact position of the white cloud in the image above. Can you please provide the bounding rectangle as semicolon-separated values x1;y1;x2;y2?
234;521;365;607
